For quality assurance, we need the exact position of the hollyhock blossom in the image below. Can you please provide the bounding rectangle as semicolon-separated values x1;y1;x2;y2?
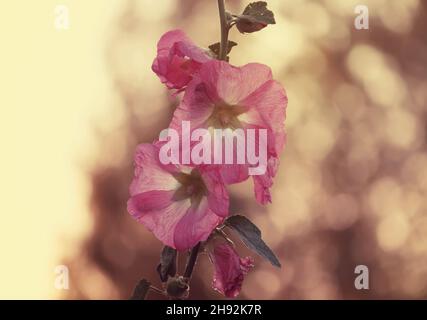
169;60;287;204
127;143;229;251
152;29;212;91
209;243;254;298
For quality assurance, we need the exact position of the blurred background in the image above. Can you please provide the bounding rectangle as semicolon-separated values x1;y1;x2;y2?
0;0;426;299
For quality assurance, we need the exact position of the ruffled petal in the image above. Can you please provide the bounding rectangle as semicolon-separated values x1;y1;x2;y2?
238;80;287;154
173;198;224;250
135;198;193;249
169;81;215;131
129;144;180;195
201;168;230;217
156;29;189;52
210;243;254;298
128;143;228;250
198;61;273;105
252;156;279;205
152;29;212;90
127;190;175;214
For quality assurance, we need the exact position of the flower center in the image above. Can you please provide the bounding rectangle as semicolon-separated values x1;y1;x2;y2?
207;103;246;129
172;169;208;206
179;58;192;71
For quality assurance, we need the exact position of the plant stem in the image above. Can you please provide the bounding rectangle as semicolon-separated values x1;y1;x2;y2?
217;0;229;60
183;242;201;279
149;285;166;296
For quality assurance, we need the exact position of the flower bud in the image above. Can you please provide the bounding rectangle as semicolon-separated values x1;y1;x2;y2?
166;276;189;299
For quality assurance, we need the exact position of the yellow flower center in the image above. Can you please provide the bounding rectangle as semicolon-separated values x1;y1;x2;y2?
207;103;246;129
172;169;207;207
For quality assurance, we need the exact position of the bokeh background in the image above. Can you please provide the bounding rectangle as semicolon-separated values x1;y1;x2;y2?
1;0;426;299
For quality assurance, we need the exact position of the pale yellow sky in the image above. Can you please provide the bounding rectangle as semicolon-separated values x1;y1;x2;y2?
0;0;121;298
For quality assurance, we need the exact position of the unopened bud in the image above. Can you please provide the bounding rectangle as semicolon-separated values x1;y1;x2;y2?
166;276;189;299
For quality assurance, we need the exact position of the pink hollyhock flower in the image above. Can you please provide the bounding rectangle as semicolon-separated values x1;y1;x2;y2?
127;143;229;251
209;243;254;298
152;29;212;91
170;60;287;204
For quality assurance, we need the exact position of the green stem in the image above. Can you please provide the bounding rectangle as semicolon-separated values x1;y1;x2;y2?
217;0;229;60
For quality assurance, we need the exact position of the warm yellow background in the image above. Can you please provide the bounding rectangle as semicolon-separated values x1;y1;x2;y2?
0;0;426;299
0;0;121;298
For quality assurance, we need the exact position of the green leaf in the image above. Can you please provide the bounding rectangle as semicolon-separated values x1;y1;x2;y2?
156;246;177;282
208;41;238;60
236;1;275;34
225;215;281;267
130;279;151;300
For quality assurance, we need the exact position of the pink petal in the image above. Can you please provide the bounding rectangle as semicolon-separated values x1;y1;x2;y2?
253;156;279;205
174;41;211;64
129;144;179;195
169;81;215;131
152;29;211;90
127;143;228;250
238;80;288;154
198;61;273;105
136;198;193;249
127;190;175;214
173;198;224;250
156;29;189;52
129;187;224;251
201;168;230;217
210;243;254;298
